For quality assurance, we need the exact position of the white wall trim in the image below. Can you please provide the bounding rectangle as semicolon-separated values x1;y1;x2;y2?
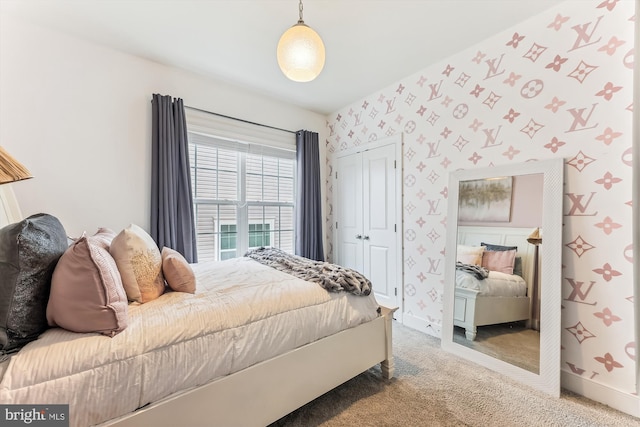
332;134;404;321
402;313;441;339
331;134;399;160
632;0;640;400
561;371;640;418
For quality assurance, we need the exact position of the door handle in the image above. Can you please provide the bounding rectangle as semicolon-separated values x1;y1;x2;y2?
355;234;362;239
363;235;370;240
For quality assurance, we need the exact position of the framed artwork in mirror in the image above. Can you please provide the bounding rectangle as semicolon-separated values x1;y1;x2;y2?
458;176;513;222
441;158;563;397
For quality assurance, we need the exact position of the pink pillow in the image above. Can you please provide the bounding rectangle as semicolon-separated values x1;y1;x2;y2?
47;232;128;336
92;227;117;249
481;249;517;274
161;247;196;294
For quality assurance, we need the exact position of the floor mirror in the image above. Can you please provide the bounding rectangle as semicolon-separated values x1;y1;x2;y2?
441;158;563;396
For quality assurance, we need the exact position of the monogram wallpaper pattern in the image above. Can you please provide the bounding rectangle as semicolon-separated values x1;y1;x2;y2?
325;0;636;395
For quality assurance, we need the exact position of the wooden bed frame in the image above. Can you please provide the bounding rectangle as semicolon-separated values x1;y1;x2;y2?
454;226;535;341
102;306;396;427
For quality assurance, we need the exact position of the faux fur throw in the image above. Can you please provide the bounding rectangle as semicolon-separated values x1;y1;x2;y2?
245;247;371;296
455;262;489;280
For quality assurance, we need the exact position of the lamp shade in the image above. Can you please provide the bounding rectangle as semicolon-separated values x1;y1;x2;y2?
277;22;325;82
527;227;542;245
0;146;32;185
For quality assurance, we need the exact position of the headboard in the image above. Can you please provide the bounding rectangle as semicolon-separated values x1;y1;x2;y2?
456;226;536;294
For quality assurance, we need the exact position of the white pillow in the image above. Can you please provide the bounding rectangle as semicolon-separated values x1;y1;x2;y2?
110;224;166;303
456;245;485;266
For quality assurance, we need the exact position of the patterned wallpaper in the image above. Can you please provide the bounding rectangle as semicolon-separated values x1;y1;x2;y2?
325;0;636;395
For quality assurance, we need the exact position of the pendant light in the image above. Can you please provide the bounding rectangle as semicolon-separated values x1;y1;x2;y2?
277;0;325;82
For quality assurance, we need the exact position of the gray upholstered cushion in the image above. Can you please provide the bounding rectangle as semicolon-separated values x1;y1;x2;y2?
0;213;68;353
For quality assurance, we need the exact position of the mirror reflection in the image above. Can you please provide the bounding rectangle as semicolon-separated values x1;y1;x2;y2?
452;173;543;374
442;159;562;396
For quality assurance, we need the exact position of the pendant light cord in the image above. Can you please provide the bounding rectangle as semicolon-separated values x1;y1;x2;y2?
298;0;304;24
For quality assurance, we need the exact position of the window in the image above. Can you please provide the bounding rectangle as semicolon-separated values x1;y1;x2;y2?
249;223;271;247
189;136;295;262
219;224;237;260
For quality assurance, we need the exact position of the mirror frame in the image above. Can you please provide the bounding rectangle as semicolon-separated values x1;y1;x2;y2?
442;158;564;397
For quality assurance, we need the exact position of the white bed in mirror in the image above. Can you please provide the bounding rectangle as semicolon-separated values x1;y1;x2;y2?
0;185;23;227
442;158;564;397
454;226;536;343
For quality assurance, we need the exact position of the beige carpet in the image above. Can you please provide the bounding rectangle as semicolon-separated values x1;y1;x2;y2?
270;321;639;427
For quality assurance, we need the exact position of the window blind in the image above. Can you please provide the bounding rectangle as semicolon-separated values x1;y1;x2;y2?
186;109;296;262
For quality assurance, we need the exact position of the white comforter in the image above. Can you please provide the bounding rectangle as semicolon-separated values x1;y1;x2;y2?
0;257;380;427
455;269;527;297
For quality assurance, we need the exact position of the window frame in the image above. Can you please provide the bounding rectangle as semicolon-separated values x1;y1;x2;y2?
189;134;296;262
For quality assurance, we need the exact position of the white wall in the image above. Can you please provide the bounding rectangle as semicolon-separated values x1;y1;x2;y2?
0;16;326;238
325;0;637;415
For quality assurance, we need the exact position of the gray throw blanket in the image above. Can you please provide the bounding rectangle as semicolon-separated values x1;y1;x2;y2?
455;261;489;280
245;247;371;296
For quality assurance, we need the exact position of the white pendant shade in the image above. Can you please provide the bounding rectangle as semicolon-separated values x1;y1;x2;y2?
277;23;325;82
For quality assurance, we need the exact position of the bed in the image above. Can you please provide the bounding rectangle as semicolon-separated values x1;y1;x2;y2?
453;226;535;341
0;217;395;427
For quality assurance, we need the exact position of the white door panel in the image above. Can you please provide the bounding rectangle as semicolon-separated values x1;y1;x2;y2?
339;164;360;228
367;156;389;230
362;144;397;309
340;242;360;272
368;245;391;301
336;154;364;275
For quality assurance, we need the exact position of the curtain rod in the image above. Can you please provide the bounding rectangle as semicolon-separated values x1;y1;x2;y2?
185;105;296;135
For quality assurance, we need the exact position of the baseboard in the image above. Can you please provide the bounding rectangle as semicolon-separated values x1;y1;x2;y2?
400;313;441;338
561;370;639;418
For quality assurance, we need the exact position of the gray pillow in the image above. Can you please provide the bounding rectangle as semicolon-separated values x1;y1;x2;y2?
0;213;67;353
513;256;523;278
481;242;518;252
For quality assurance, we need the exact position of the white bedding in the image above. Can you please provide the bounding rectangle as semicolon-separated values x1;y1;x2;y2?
455;269;527;297
0;257;380;427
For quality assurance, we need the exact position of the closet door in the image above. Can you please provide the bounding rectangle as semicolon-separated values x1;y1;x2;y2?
336;153;364;273
336;143;398;310
362;144;397;309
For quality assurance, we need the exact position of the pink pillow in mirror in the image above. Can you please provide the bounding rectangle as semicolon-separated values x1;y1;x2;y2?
481;249;517;275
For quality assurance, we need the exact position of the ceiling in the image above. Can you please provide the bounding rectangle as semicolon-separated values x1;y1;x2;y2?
1;0;567;115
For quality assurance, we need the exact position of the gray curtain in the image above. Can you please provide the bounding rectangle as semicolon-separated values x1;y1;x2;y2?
151;94;197;262
295;130;324;261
